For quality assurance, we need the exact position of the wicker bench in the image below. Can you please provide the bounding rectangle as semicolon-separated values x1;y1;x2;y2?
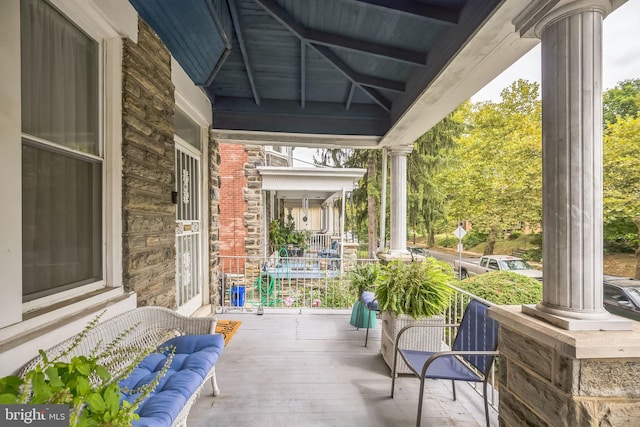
20;306;224;427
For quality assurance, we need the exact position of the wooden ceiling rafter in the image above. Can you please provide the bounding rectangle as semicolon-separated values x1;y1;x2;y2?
354;0;460;24
255;0;402;112
228;0;261;105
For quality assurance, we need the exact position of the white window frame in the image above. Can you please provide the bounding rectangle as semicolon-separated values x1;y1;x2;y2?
19;0;123;314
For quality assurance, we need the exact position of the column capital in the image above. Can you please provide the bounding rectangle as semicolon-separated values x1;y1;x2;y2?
514;0;613;39
388;144;413;157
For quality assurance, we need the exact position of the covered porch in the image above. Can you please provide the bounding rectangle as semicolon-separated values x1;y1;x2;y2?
188;309;498;427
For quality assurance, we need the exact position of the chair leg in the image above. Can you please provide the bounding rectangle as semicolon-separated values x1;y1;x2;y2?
416;377;426;427
451;380;456;401
391;348;399;398
364;305;372;347
483;380;490;427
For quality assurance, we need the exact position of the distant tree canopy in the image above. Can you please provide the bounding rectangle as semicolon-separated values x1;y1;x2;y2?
603;78;640;127
437;80;542;255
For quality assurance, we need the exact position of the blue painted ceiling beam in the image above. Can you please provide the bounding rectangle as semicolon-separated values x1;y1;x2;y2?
354;0;460;24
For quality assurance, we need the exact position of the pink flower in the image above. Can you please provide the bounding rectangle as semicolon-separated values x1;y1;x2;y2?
312;298;322;307
284;297;294;307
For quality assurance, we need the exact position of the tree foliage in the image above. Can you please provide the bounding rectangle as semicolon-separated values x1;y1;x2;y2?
437;80;542;254
408;112;461;245
603;78;640;127
603;114;640;277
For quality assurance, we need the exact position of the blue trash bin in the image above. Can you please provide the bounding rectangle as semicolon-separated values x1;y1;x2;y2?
230;285;246;307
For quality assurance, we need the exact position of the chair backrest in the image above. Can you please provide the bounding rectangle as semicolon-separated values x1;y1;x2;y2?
452;299;499;375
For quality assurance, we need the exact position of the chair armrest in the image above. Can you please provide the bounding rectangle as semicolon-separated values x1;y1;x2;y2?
394;322;459;349
421;350;500;377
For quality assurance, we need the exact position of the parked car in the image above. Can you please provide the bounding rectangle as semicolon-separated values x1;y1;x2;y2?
603;276;640;321
408;246;430;257
454;255;543;281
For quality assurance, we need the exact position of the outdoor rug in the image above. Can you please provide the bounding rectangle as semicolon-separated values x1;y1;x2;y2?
215;320;241;346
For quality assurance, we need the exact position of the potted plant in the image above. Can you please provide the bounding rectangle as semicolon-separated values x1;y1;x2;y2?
347;263;381;328
268;215;308;256
375;258;455;373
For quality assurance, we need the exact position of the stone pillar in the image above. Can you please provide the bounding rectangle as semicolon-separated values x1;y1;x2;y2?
388;145;412;255
490;306;640;427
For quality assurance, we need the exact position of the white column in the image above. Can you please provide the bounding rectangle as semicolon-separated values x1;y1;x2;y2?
517;0;630;329
378;147;388;252
389;145;412;255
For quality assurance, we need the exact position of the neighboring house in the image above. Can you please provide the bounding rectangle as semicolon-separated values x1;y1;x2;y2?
0;0;220;375
218;143;364;259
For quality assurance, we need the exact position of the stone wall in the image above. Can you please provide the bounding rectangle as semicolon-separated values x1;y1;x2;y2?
244;145;264;257
122;20;176;308
491;306;640;427
208;135;221;306
218;144;264;259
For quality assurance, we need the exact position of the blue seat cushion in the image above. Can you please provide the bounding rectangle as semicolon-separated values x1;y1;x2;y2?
361;291;378;311
400;349;484;382
119;333;224;427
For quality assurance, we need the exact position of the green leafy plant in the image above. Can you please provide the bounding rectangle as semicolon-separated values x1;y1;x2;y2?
0;313;173;427
347;263;381;296
268;215;308;251
375;258;454;318
457;271;542;305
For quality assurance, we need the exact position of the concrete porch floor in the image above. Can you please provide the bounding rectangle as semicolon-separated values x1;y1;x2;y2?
188;308;498;426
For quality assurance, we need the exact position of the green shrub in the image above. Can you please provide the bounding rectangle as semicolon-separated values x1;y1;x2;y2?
508;231;522;240
462;231;487;249
437;235;458;248
457;271;542;305
530;232;543;246
520;248;542;262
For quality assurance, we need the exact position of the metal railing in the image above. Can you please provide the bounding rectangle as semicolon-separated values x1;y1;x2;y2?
218;254;377;310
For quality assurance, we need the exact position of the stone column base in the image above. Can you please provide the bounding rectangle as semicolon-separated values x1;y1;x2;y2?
489;305;640;426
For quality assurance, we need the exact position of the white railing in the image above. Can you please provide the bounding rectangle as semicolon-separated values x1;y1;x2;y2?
305;233;334;253
218;255;377;310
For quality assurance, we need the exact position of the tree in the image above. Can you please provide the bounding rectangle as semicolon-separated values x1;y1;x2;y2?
603;79;640;127
438;80;543;254
603;115;640;278
408;111;461;246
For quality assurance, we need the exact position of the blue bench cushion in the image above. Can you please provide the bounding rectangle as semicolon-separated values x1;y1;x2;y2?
361;291;378;310
120;334;224;427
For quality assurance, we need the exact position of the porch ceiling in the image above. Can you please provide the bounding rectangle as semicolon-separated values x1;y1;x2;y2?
129;0;542;149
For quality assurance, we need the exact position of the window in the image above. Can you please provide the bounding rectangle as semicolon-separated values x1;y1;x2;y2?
21;0;102;301
174;108;201;150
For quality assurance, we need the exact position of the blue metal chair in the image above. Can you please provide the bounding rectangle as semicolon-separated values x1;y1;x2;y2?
390;299;499;427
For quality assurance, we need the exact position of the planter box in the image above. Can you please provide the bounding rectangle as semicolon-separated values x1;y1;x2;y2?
380;311;446;374
349;300;377;329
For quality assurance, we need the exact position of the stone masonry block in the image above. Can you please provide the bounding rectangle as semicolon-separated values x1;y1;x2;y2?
499;387;549;427
500;326;553;381
579;360;640;398
555;353;580;394
508;363;570;424
594;399;640;426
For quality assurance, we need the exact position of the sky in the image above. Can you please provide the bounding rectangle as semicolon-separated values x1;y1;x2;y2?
472;0;640;102
293;1;640;166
